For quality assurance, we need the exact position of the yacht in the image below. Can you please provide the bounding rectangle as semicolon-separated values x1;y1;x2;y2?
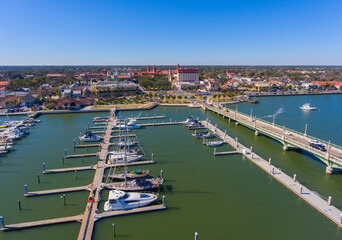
79;131;102;142
115;119;141;129
183;117;195;125
186;121;203;129
300;103;317;111
107;149;139;155
192;131;215;139
107;154;143;164
203;140;224;147
114;140;137;147
105;178;163;191
107;169;151;180
103;190;158;211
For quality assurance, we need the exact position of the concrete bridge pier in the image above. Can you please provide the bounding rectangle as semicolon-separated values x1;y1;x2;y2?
235;121;239;126
255;130;259;136
283;145;288;151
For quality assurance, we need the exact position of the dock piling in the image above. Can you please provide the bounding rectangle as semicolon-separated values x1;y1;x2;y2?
271;167;274;174
43;162;46;172
160;170;163;179
195;232;199;240
73;139;76;148
293;174;296;182
37;174;40;183
224;130;226;139
65;149;67;156
300;186;303;194
163;195;166;207
112;223;116;237
18;200;21;211
0;216;5;229
268;158;271;165
328;196;332;206
61;194;66;205
214;148;216;155
235;137;238;148
75;170;78;180
152;153;154;161
24;184;28;195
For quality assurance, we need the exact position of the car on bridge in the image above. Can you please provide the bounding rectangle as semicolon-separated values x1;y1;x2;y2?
308;140;327;152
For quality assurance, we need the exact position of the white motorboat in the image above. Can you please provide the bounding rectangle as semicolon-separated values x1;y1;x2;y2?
203;139;224;147
79;131;101;142
114;119;141;129
103;190;158;211
183;116;195;125
107;154;143;164
300;103;317;111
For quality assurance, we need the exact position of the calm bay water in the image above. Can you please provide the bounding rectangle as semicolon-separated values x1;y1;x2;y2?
1;95;342;240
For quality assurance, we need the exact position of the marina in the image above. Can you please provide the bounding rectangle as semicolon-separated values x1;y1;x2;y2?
1;96;342;239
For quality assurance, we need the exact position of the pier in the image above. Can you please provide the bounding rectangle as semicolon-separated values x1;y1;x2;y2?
43;160;155;174
24;185;90;197
201;120;342;228
0;215;83;231
203;103;342;174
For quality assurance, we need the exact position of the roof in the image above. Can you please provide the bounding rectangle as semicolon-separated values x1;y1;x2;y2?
47;74;65;77
0;81;9;86
178;68;199;74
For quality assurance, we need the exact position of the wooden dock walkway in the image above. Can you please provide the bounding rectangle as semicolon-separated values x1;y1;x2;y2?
202;120;342;228
43;165;96;174
74;144;100;148
64;153;98;159
95;204;166;220
0;215;83;231
24;185;90;197
140;121;182;127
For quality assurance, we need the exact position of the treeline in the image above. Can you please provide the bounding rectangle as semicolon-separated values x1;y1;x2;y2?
136;75;171;89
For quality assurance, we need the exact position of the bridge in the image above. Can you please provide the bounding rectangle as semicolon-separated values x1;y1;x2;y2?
202;103;342;174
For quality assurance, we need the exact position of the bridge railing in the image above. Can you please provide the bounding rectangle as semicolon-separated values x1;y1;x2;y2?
223;106;342;151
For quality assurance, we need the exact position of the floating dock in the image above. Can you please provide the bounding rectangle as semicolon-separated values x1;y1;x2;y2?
95;204;166;220
24;185;90;197
0;215;83;231
64;153;98;159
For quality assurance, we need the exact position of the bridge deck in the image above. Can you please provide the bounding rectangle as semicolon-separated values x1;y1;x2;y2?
205;104;342;168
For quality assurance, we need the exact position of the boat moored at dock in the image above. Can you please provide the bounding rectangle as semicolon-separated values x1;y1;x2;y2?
79;131;102;142
103;190;158;211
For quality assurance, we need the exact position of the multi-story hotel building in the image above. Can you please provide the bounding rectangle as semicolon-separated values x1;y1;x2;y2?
176;64;199;83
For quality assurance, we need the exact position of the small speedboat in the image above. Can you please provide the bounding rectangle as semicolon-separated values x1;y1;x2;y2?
300;103;317;111
203;140;224;147
107;169;151;180
104;178;163;192
192;131;215;139
79;131;101;142
103;190;158;211
107;154;144;164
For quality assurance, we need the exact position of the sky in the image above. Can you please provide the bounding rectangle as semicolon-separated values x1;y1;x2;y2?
1;0;342;65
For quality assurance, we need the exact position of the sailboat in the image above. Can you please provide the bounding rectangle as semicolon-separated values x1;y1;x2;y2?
106;169;151;180
105;123;163;191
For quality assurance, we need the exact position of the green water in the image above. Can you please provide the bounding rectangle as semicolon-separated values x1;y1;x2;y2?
1;98;342;239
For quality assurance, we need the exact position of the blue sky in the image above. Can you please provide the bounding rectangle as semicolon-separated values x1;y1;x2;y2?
1;0;341;65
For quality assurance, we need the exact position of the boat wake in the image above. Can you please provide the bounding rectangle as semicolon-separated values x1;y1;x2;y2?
261;107;285;119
